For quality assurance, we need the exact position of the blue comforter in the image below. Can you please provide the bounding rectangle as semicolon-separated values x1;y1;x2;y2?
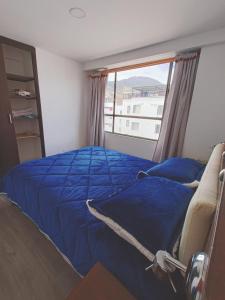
3;146;187;299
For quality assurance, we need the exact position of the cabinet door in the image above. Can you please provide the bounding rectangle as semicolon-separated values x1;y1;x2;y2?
0;44;19;176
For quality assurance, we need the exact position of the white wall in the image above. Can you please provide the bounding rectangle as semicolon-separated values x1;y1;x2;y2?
105;133;156;160
183;42;225;161
36;48;85;156
104;43;225;161
105;42;225;162
84;27;225;70
35;29;225;161
34;28;225;161
85;30;225;161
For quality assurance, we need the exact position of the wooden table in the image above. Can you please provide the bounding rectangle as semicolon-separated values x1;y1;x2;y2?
66;262;136;300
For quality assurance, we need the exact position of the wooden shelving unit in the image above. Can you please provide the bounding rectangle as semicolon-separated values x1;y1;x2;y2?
13;114;38;120
0;36;45;174
16;133;40;140
10;95;36;100
7;73;34;82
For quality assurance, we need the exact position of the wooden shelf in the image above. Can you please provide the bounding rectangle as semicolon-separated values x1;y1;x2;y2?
14;114;38;120
16;133;40;140
0;37;45;172
7;73;34;82
10;95;36;100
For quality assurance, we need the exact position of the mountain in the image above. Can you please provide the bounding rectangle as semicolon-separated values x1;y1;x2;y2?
117;76;162;87
107;76;163;92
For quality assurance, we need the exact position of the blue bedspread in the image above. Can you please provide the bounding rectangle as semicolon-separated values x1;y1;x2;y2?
3;146;182;299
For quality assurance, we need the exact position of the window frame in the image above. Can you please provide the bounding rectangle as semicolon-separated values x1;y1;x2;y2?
104;61;174;141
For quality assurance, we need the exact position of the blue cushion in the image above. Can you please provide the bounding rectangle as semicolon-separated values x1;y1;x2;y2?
145;157;204;183
88;176;194;255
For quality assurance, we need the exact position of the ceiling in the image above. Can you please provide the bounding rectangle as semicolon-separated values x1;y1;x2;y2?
1;0;225;62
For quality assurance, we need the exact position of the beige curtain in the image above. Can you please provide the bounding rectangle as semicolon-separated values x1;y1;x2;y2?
153;51;200;162
88;73;108;146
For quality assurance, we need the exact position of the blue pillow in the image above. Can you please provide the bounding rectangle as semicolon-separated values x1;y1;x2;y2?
87;176;194;259
144;157;204;183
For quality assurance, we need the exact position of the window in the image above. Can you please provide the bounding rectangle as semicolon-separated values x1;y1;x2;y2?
104;60;174;140
157;105;164;117
154;124;161;134
131;122;139;131
133;104;141;114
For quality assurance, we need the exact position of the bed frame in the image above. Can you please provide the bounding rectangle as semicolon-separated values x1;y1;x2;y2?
203;156;225;299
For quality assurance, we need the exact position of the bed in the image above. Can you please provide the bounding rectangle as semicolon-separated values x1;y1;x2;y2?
2;145;222;300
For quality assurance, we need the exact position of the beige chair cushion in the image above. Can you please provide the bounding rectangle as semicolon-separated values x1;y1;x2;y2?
178;143;224;265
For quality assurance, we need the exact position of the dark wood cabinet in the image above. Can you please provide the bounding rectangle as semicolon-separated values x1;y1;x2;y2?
0;36;45;176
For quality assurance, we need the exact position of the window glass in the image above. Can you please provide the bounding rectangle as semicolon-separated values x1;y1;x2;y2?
115;63;170;118
104;115;113;132
157;105;164;117
104;61;173;140
104;72;115;115
114;117;161;140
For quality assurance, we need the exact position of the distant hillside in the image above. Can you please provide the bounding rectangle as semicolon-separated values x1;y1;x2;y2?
107;76;163;92
118;76;161;87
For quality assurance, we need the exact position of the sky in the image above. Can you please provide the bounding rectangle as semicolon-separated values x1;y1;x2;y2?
108;63;170;84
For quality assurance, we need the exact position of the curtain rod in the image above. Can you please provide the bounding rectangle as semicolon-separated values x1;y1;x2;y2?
101;57;176;74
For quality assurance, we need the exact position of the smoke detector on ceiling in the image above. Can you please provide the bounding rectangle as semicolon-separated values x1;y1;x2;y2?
69;7;86;19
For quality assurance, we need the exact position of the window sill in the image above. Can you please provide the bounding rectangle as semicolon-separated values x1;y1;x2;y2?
104;131;158;142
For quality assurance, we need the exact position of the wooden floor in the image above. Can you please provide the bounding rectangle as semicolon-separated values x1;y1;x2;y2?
0;196;81;300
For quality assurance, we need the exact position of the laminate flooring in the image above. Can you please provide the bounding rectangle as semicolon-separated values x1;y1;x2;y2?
0;196;80;300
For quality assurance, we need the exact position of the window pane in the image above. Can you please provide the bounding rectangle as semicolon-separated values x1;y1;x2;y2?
157;105;164;117
104;115;113;132
114;117;161;140
170;62;175;85
115;63;170;118
104;72;115;115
